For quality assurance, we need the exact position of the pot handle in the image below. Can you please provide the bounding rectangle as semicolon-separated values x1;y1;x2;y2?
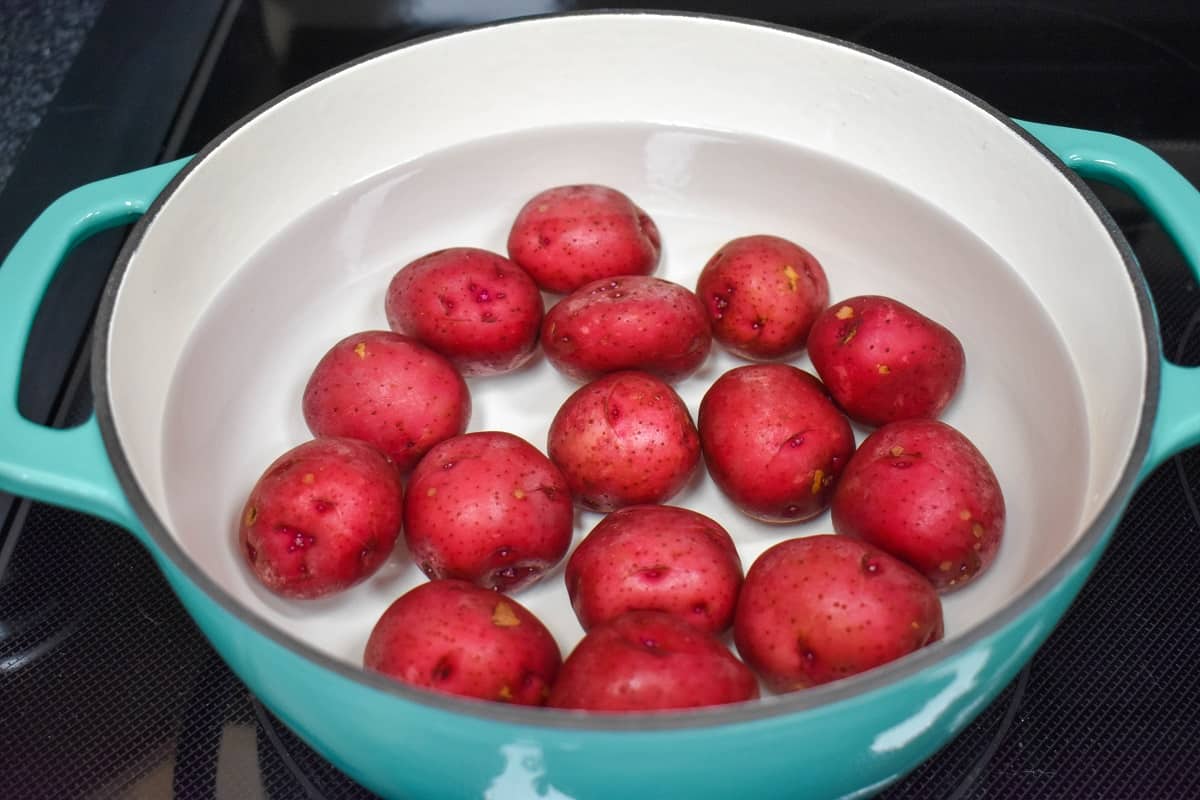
0;159;188;532
1021;121;1200;475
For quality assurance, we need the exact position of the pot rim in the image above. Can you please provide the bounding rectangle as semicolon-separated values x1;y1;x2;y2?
91;9;1157;732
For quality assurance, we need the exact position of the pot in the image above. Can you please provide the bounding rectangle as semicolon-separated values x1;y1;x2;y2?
2;12;1199;800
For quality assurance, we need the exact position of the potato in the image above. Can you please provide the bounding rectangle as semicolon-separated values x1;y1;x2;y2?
302;330;470;472
506;184;661;293
239;437;404;599
734;535;943;692
565;505;743;634
698;364;855;523
696;234;829;360
364;579;561;705
547;371;701;512
806;295;965;426
541;276;711;383
384;247;543;377
404;432;573;592
547;610;760;712
831;419;1005;591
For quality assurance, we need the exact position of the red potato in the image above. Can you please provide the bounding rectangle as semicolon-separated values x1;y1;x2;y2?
384;247;544;377
547;371;701;512
831;419;1005;591
364;579;561;705
807;295;965;426
548;610;760;712
541;276;711;383
239;437;404;599
302;330;470;472
696;234;829;361
404;432;574;592
507;184;661;294
734;535;943;692
698;364;855;523
565;505;743;634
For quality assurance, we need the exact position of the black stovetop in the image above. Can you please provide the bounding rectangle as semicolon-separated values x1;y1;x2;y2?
3;2;1200;798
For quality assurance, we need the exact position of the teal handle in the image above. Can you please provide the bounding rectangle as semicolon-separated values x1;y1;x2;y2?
1020;121;1200;475
0;159;187;533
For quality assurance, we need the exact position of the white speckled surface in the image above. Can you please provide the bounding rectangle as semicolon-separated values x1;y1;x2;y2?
0;0;106;193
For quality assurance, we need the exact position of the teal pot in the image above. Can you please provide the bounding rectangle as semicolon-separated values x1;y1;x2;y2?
2;12;1199;800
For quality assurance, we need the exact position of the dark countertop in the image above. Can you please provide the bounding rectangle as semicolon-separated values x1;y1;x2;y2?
0;0;106;193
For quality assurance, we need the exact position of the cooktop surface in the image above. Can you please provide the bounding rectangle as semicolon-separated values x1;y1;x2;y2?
2;2;1199;798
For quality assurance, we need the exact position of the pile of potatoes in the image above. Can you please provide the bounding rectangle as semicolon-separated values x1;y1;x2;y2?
238;184;1004;712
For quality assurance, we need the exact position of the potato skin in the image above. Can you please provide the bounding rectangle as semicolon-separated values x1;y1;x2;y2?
807;295;965;426
404;432;574;593
547;371;701;512
565;505;743;634
364;579;561;706
506;184;661;294
384;247;544;377
831;419;1005;591
239;437;404;599
541;276;711;383
696;234;829;361
547;610;760;712
733;535;943;692
302;330;470;472
698;364;855;523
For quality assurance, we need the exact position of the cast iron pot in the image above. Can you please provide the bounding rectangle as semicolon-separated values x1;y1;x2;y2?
3;13;1200;800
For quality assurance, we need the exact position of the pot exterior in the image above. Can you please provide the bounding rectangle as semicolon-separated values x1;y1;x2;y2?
152;517;1095;800
117;118;1200;797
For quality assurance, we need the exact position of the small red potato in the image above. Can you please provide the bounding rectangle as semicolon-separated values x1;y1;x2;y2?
548;610;760;712
547;371;701;512
239;437;404;599
698;364;855;523
302;330;470;472
807;295;965;426
565;505;743;634
831;419;1005;591
507;184;661;294
364;579;561;705
734;535;943;692
384;247;544;376
404;432;574;592
696;234;829;361
541;276;711;383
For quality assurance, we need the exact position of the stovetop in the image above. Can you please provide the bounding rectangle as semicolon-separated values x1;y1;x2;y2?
2;2;1200;798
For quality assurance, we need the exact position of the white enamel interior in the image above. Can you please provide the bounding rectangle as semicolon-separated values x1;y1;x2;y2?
106;15;1144;680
